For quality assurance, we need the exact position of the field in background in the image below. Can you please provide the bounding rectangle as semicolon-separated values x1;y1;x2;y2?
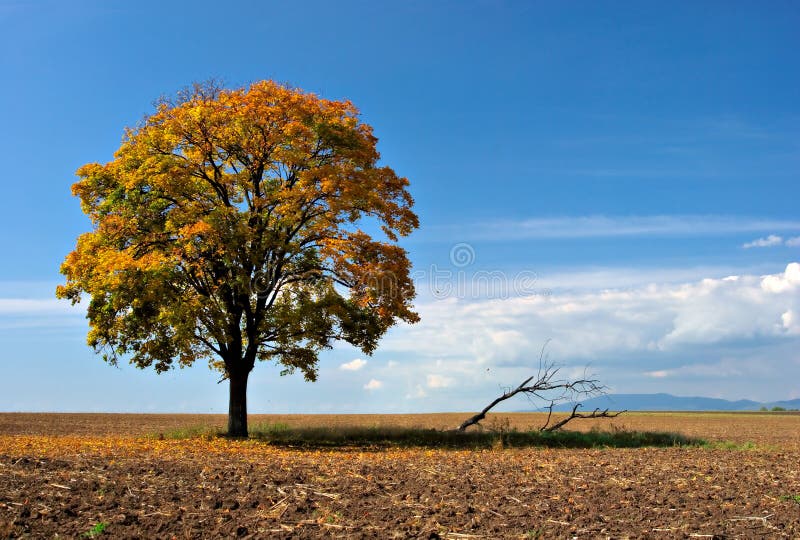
2;412;799;538
1;411;798;445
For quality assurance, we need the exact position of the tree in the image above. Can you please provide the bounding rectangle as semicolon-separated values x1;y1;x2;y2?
57;81;419;437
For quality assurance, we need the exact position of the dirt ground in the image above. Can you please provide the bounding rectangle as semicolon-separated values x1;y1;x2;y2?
1;412;799;538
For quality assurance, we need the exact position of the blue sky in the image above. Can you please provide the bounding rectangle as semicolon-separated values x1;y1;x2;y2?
1;0;798;413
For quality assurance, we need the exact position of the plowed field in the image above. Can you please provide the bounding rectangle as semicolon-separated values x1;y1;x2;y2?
1;412;799;538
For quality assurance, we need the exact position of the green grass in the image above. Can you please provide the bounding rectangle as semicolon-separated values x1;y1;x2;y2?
155;423;707;449
779;494;800;504
702;440;762;450
81;522;108;538
153;425;222;440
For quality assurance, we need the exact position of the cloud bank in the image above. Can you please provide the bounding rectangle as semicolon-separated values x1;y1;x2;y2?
381;263;800;383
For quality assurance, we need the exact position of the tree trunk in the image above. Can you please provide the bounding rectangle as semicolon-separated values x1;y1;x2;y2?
227;370;250;437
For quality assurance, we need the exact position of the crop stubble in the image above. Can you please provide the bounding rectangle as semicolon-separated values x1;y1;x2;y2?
1;412;799;538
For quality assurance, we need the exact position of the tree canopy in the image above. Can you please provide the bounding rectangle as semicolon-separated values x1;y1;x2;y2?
57;81;418;435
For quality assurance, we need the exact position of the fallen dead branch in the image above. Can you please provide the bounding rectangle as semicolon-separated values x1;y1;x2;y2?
540;403;623;432
458;341;624;432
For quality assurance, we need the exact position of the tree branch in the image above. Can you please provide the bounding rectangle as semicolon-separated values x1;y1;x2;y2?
457;342;623;432
541;404;625;432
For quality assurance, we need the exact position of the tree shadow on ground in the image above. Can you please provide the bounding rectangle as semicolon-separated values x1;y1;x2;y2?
157;424;708;449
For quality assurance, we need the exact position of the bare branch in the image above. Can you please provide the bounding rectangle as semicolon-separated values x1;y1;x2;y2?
541;401;556;431
457;342;623;432
540;405;626;432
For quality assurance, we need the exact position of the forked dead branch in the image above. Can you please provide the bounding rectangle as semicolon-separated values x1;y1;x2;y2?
457;342;624;432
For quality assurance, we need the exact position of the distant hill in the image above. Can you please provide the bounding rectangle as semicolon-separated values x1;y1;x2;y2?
771;398;800;410
545;393;800;412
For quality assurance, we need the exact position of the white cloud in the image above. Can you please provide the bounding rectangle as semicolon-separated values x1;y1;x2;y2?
405;385;427;399
0;298;82;315
339;358;367;371
782;310;800;335
786;237;800;247
363;379;383;390
433;216;800;241
426;374;455;388
471;329;530;364
641;358;767;380
412;263;780;303
537;265;756;291
384;262;800;364
761;263;800;294
0;298;86;329
742;235;783;248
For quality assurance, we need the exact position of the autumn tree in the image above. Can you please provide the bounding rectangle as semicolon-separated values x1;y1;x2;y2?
57;81;418;437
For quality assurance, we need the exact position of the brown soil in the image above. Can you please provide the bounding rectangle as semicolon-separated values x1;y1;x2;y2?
1;413;799;538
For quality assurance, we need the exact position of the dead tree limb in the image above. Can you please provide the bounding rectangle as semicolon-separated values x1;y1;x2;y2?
539;403;624;432
457;342;624;432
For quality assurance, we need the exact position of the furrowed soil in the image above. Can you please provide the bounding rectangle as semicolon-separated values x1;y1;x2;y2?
1;413;799;539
